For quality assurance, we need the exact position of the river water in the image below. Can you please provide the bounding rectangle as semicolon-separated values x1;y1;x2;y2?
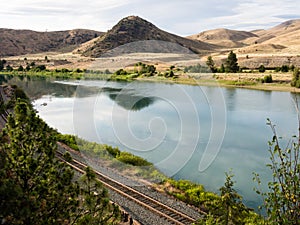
1;74;298;210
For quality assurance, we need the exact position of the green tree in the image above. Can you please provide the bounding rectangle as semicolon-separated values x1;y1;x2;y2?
197;172;261;225
258;65;266;73
218;172;249;225
225;51;239;73
75;167;120;225
281;65;289;73
291;68;300;88
6;65;13;72
0;100;79;224
17;65;24;71
0;60;6;71
206;56;216;72
263;75;273;83
219;64;225;73
25;65;31;71
34;65;46;71
254;119;300;224
0;100;120;224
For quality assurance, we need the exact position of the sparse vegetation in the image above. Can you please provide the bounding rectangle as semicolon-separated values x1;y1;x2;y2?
163;175;262;224
110;62;159;81
254;119;300;224
184;63;210;73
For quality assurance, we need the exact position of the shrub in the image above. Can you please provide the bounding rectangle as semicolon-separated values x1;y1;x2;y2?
104;145;120;158
263;74;273;83
254;119;300;224
281;65;289;72
291;68;300;88
61;68;69;73
74;68;83;73
116;152;152;166
17;65;24;71
115;69;127;75
34;65;46;71
56;134;79;151
275;67;281;72
6;65;13;72
258;65;266;73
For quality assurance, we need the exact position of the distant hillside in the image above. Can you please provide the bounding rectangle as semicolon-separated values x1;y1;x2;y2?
246;19;300;44
0;29;103;57
188;28;258;48
190;19;300;68
236;19;300;55
78;16;215;57
2;17;300;69
247;19;300;47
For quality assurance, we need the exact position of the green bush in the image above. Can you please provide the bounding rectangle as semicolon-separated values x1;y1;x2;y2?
116;152;152;166
281;65;289;72
263;74;273;83
258;65;266;73
115;69;127;75
56;134;79;151
103;145;120;158
291;68;300;88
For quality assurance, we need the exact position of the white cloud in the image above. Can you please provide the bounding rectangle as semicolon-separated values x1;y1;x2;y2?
0;0;299;34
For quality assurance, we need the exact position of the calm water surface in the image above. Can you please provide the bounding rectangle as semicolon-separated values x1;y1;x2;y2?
2;75;298;209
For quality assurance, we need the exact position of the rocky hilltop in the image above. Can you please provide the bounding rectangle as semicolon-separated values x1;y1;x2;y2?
77;16;215;57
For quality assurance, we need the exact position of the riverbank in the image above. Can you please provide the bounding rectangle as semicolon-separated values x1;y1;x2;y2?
136;72;300;93
2;70;300;93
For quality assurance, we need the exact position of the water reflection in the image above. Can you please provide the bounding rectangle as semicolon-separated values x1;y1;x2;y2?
0;74;77;99
108;93;156;111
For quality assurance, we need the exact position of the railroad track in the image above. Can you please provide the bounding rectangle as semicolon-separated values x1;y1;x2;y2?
55;150;199;225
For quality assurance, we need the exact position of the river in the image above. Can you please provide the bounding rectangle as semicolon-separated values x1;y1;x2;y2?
1;74;299;210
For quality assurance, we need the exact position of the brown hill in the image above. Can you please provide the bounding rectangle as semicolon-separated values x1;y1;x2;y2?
247;19;300;44
188;28;257;48
236;19;300;55
78;16;215;57
0;29;103;57
197;19;300;68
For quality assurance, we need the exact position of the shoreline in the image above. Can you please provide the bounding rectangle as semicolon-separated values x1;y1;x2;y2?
2;71;300;93
136;73;300;93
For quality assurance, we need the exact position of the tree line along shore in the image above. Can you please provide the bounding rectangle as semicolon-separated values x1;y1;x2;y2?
1;51;300;93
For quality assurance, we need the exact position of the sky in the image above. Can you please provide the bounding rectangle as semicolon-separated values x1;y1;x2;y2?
0;0;300;36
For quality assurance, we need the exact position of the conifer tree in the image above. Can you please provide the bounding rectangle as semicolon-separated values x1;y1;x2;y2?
225;51;239;73
0;99;120;224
